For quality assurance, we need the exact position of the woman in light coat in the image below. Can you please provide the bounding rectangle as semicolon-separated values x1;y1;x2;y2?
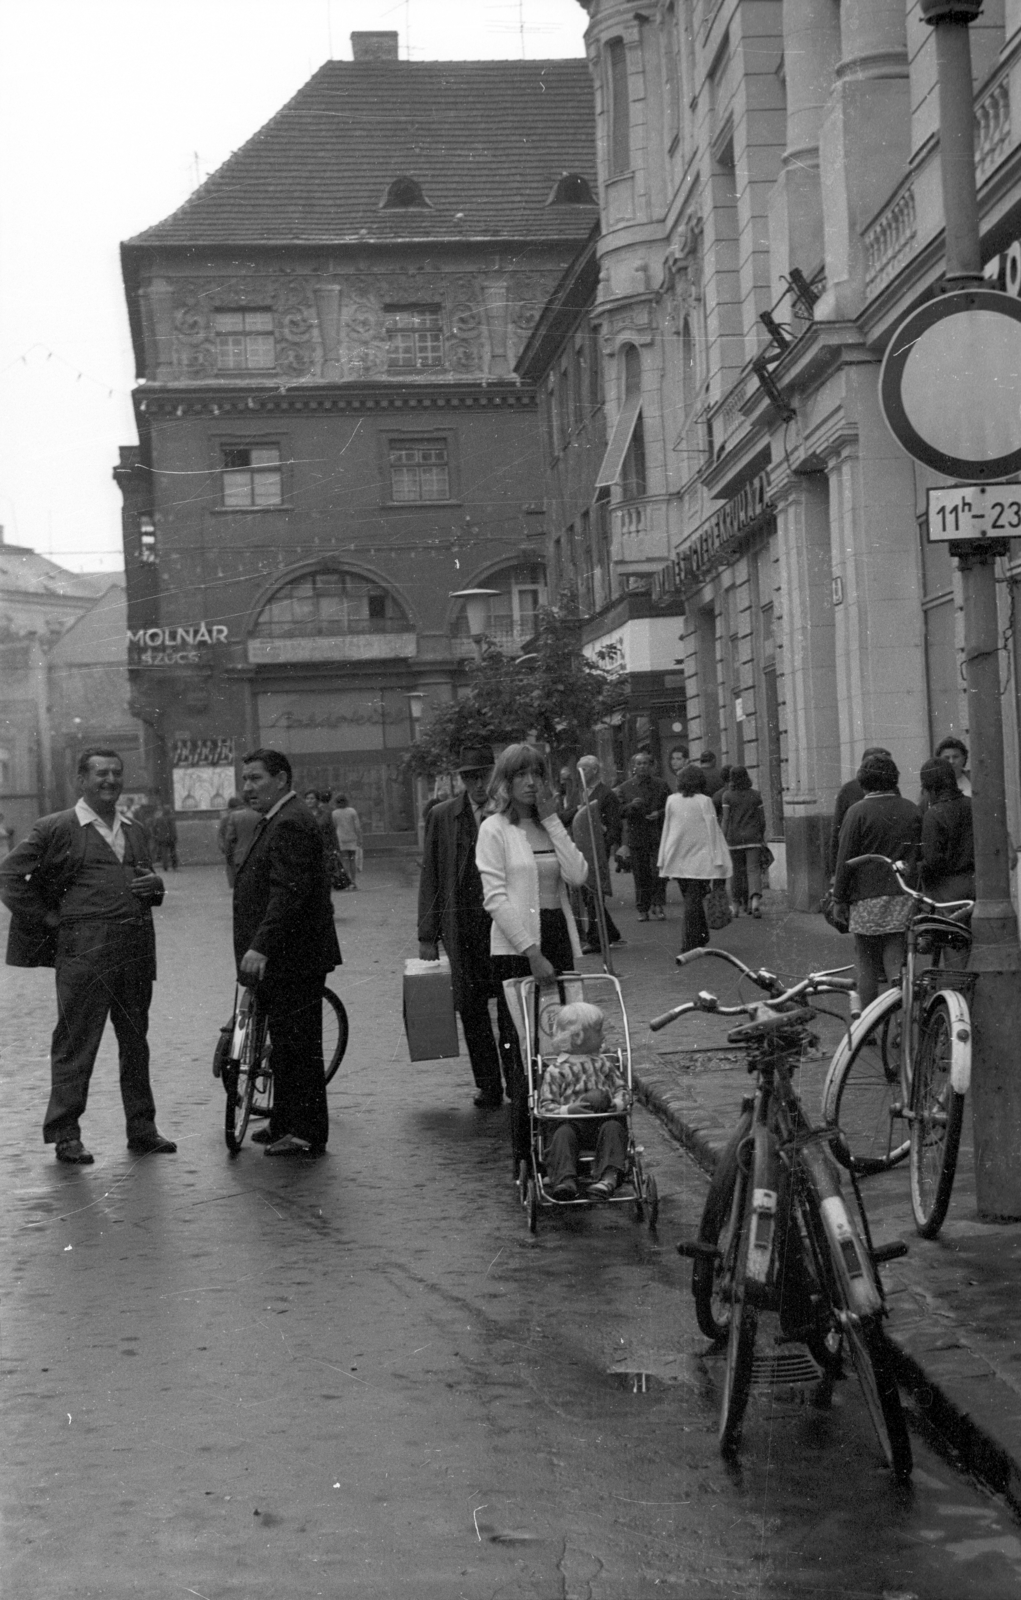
476;742;589;1166
657;765;732;952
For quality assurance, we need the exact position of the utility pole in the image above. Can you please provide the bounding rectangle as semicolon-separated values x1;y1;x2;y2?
922;0;1021;1219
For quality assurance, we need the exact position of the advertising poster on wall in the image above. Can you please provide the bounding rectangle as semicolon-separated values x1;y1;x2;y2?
172;738;236;812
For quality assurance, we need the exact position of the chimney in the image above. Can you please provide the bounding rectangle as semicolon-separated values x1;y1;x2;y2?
351;31;400;62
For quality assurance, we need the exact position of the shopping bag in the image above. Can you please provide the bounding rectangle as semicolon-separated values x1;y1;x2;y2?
704;880;733;931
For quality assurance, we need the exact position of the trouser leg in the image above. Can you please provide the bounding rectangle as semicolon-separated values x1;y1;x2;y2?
593;1118;628;1181
458;991;503;1097
745;850;762;899
631;844;654;913
730;851;748;908
106;954;158;1141
544;1122;580;1187
263;977;329;1149
44;956;112;1144
680;880;709;950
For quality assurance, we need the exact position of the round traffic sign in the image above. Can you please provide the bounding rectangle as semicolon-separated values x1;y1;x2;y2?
879;288;1021;479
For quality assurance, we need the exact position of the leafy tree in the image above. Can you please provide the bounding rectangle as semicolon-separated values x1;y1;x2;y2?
405;606;628;779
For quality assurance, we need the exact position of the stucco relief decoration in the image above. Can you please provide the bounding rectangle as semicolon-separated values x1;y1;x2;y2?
509;274;551;334
447;276;483;373
172;278;317;378
341;277;389;380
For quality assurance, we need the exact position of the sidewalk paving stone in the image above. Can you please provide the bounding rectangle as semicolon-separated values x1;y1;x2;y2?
590;879;1021;1510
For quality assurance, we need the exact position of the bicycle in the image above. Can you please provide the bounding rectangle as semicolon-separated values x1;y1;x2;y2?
214;983;349;1154
820;856;974;1237
654;948;912;1478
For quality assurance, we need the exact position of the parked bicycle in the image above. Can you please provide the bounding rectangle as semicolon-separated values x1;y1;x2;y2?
214;983;349;1154
654;948;911;1478
820;855;973;1238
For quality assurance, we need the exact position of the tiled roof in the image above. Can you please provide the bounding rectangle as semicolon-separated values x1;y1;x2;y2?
127;59;597;248
0;545;120;599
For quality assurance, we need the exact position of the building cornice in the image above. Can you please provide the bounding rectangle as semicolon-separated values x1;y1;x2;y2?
134;381;538;421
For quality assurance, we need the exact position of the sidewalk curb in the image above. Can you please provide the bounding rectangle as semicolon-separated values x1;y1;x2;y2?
633;1055;1021;1514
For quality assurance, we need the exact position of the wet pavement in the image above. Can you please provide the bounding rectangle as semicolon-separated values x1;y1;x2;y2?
2;862;1021;1597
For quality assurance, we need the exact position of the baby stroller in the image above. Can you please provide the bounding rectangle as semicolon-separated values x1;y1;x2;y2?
508;972;659;1233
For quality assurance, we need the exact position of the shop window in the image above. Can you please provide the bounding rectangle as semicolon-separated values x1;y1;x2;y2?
252;570;410;640
451;563;547;653
213;310;275;371
385;305;443;369
606;39;631;176
388;437;450;501
221;445;283;509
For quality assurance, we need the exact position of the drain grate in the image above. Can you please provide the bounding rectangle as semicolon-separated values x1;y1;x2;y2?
750;1344;822;1390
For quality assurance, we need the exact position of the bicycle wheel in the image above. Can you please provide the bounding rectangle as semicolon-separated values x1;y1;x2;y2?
844;1313;912;1481
827;991;909;1175
692;1115;749;1341
719;1210;757;1458
322;987;349;1086
224;1056;256;1154
910;995;967;1238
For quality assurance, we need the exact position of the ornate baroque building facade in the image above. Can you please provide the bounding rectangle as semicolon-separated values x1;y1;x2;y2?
117;34;598;849
567;0;1021;906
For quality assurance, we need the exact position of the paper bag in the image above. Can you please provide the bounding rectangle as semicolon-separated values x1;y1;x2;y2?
403;957;460;1060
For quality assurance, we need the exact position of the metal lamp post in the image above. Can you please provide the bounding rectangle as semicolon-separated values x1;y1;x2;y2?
405;689;427;848
920;0;1021;1219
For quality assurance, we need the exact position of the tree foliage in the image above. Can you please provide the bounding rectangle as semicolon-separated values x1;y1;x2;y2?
405;606;628;780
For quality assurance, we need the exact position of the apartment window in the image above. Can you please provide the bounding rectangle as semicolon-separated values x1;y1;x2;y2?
606;39;630;176
572;339;586;427
557;359;571;445
389;437;450;502
221;445;283;509
213;310;275;371
252;570;410;640
588;324;603;410
385;305;443;369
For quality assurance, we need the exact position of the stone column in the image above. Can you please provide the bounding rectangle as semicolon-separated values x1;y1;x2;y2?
817;0;910;320
772;466;839;908
768;0;842;295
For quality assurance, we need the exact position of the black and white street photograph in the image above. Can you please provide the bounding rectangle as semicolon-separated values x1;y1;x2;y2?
5;2;1021;1596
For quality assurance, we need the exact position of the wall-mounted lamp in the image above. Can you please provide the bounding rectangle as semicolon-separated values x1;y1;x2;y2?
752;357;796;423
450;588;499;659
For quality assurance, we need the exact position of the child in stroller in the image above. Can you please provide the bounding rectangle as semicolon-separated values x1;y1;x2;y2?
539;1001;629;1201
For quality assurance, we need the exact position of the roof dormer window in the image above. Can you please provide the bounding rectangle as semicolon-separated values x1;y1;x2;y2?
381;176;431;210
547;173;596;206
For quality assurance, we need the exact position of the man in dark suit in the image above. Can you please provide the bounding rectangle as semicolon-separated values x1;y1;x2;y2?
0;746;174;1163
234;748;342;1156
417;744;505;1108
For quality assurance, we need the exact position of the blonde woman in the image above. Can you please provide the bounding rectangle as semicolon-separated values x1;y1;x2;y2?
476;743;588;1165
657;765;732;952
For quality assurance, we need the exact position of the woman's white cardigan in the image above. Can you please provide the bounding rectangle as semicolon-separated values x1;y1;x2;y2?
657;793;733;881
476;811;588;958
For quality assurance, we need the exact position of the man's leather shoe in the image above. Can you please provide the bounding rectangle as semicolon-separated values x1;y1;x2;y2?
250;1126;273;1144
55;1138;94;1164
127;1133;177;1154
473;1092;503;1109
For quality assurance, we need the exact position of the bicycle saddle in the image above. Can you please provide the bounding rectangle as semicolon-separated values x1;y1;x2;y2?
727;1005;817;1043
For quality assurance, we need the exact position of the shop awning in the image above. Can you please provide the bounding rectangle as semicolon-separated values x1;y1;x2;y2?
595;392;642;489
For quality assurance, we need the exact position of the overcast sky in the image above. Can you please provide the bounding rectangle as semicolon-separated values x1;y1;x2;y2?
0;0;587;573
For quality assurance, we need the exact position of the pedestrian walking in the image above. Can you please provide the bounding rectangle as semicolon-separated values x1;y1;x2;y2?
217;795;261;888
331;793;362;888
720;766;766;917
148;803;178;870
666;745;690;787
698;750;725;813
832;753;921;1009
616;751;670;920
573;755;623;951
417;744;506;1109
476;742;589;1165
933;736;971;797
657;764;732;952
0;746;175;1163
234;749;342;1156
828;746;891;873
919;757;973;971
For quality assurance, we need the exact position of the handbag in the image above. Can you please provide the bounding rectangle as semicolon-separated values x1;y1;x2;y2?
818;887;850;934
331;857;352;891
704;880;733;931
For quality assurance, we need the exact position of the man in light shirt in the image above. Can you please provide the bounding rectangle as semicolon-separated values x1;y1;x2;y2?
0;748;174;1164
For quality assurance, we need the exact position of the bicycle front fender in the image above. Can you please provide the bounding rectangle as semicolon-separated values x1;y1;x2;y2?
820;986;902;1128
926;988;972;1095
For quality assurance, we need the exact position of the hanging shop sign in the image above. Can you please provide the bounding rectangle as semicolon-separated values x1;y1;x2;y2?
652;470;774;600
127;622;229;667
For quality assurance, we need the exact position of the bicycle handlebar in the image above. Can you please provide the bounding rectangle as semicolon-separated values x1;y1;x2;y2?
843;853;974;914
676;946;784;992
649;964;857;1032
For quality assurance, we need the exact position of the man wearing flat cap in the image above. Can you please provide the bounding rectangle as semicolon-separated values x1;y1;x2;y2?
418;744;506;1107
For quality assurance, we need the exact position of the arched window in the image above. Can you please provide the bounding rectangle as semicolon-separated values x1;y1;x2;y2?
381;176;431;209
606;39;631;176
620;344;646;500
547;172;596;205
252;570;411;640
451;564;547;654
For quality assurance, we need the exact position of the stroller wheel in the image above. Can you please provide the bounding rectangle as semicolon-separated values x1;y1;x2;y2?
526;1178;539;1233
517;1159;529;1205
645;1173;660;1229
